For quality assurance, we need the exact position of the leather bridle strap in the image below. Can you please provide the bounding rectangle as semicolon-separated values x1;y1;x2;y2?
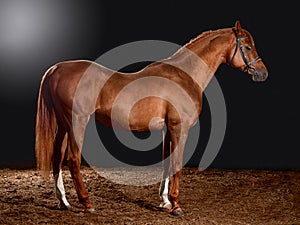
230;30;261;72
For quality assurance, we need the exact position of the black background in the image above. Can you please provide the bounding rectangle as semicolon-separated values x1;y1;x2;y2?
0;1;298;169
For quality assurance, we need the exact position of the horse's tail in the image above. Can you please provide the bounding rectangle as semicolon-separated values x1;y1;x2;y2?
35;65;58;178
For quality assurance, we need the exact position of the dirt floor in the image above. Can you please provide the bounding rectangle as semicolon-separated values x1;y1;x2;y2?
0;166;300;225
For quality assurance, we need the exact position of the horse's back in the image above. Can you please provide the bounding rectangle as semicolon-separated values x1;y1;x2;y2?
44;60;114;117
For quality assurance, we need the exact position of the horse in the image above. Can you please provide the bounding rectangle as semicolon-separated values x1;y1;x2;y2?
35;21;268;215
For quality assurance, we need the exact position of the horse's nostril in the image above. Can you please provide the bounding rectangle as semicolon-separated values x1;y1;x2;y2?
252;70;268;82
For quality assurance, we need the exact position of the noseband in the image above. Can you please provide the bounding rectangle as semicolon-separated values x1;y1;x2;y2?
229;30;261;73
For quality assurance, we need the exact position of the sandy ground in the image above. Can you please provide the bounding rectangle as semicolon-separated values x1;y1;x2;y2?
0;166;300;225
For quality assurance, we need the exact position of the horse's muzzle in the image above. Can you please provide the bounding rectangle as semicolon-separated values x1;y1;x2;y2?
252;69;268;82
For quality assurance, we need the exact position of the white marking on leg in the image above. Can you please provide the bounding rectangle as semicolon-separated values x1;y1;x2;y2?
159;177;171;209
54;170;70;208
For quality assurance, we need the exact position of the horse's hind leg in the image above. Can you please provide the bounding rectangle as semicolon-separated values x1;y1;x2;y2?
53;126;71;209
66;116;95;213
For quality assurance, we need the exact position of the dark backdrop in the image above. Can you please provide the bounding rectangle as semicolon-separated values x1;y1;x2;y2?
0;0;298;169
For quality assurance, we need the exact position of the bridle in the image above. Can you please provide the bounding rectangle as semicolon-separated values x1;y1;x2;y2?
229;29;261;73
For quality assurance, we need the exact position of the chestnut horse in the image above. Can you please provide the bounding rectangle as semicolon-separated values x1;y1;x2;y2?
35;21;268;215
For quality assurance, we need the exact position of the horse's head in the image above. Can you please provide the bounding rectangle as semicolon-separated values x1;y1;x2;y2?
228;21;268;82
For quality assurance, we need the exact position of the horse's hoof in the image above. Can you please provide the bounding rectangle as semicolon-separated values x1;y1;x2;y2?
58;203;71;210
85;208;96;214
159;202;172;211
171;208;183;216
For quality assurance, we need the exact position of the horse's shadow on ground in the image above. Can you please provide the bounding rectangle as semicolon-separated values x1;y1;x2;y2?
94;180;163;213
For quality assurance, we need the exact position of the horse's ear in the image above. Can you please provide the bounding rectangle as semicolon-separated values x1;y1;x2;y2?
233;20;242;34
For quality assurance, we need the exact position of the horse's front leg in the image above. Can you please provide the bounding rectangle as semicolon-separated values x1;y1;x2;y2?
168;124;188;216
159;130;172;211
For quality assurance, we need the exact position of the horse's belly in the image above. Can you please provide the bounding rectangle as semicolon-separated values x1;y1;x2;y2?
97;97;166;131
111;110;165;131
128;97;166;131
95;111;165;131
129;116;165;131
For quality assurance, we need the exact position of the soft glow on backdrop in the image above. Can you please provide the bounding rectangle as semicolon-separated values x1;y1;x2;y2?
0;0;104;99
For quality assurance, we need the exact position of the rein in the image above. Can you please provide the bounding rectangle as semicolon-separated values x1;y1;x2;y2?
229;30;261;73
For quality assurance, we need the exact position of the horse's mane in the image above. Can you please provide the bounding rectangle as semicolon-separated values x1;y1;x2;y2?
170;28;232;58
185;28;233;48
185;30;217;46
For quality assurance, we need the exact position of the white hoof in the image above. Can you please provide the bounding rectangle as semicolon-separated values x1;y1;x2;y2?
159;202;172;210
58;202;71;210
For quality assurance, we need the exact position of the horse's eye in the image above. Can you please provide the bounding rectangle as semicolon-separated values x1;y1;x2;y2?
245;46;252;51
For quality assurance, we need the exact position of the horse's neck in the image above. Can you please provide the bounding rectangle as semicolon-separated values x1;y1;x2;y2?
165;29;233;90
